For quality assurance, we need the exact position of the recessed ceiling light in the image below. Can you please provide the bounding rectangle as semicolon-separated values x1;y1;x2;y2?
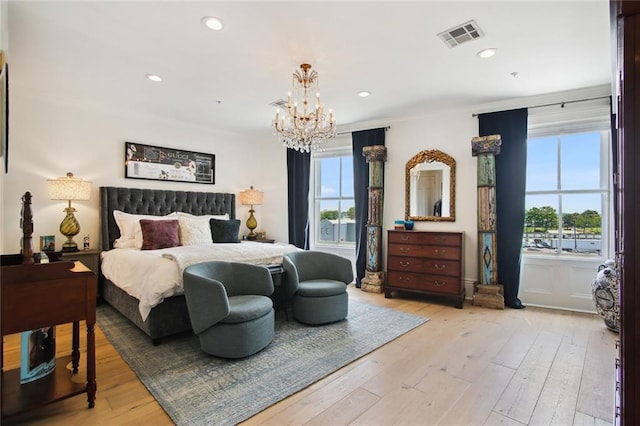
202;16;223;31
477;48;497;59
358;91;371;97
146;74;163;82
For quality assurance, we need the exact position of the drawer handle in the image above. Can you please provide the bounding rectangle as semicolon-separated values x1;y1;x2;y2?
399;261;410;267
399;247;410;253
434;264;446;270
399;276;410;282
401;236;410;241
434;249;447;255
435;280;446;287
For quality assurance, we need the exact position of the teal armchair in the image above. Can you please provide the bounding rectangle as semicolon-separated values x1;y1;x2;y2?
282;251;354;325
183;261;275;358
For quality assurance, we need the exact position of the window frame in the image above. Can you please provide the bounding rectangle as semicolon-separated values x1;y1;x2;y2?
524;128;611;259
309;137;355;249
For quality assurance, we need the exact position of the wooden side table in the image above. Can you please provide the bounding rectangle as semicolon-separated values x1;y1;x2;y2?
253;239;275;244
1;261;97;419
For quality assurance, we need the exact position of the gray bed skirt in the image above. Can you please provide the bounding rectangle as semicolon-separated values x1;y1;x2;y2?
101;278;193;345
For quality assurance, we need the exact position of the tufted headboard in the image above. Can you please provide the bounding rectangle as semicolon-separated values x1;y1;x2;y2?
100;186;235;251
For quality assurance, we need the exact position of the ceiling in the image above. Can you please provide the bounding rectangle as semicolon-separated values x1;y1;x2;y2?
7;1;612;138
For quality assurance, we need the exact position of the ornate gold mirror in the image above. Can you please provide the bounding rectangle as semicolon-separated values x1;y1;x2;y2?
405;149;456;222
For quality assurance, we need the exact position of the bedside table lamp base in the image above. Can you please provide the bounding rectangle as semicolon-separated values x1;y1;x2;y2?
60;204;80;252
246;207;258;240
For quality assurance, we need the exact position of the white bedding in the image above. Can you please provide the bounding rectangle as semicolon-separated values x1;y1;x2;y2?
101;241;300;320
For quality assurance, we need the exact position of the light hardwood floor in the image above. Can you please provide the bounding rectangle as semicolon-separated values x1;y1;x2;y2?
2;287;616;425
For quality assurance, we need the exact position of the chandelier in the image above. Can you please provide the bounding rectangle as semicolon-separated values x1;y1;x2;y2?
273;63;336;152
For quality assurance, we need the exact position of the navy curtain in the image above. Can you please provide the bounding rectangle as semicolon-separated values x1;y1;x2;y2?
479;109;528;309
610;98;618;241
352;128;386;287
287;149;310;249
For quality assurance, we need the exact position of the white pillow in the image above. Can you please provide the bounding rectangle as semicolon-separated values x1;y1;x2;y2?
177;212;229;220
113;210;177;249
178;215;214;246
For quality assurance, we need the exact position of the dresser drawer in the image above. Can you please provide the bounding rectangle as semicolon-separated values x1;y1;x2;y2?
387;271;459;295
388;231;461;247
387;256;460;277
388;243;460;260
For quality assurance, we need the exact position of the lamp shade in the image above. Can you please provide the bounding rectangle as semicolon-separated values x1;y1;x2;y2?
47;172;92;201
239;186;263;206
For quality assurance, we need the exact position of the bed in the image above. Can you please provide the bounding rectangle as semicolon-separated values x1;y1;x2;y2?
99;186;294;344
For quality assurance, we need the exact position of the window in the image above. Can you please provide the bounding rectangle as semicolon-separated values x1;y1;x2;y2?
524;130;610;257
311;145;355;247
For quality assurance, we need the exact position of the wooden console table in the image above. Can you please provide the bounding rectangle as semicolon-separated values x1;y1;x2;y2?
1;260;97;419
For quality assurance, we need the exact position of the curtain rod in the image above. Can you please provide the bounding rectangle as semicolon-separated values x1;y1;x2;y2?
472;95;611;118
337;126;390;136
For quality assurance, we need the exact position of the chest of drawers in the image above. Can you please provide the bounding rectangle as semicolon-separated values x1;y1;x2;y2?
386;230;464;308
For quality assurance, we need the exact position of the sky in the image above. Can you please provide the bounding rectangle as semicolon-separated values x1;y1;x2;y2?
318;155;354;213
525;131;606;215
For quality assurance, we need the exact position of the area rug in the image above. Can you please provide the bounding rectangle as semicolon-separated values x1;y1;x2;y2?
97;299;428;426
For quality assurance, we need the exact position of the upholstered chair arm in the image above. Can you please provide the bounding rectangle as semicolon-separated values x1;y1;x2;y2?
325;254;354;284
183;271;230;334
281;256;301;301
227;263;274;297
285;251;354;284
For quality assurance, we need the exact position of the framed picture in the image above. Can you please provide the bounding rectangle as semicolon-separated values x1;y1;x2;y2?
40;235;55;252
125;142;215;184
20;326;56;384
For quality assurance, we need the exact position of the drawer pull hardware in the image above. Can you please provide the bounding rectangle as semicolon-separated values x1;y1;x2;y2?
401;236;410;241
435;281;446;287
399;276;410;282
400;247;410;253
400;261;410;267
434;249;447;255
434;264;446;270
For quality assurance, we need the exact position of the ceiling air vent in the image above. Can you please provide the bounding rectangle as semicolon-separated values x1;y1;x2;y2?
437;20;484;48
269;99;287;108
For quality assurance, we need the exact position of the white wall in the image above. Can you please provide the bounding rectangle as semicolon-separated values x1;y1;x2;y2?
384;109;479;293
2;88;288;252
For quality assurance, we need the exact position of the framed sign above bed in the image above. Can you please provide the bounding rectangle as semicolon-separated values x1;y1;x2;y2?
125;141;215;184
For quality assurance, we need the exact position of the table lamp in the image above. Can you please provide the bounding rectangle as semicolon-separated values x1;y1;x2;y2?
47;172;92;252
239;186;263;240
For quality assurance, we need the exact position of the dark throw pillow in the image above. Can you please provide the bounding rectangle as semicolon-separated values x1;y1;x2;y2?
139;219;181;250
210;218;241;243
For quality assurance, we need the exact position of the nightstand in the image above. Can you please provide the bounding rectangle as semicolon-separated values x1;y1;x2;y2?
253;239;275;244
60;249;100;273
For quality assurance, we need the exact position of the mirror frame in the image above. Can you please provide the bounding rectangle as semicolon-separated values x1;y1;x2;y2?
405;149;456;222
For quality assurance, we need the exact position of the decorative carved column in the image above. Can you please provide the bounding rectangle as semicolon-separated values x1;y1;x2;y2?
361;145;387;293
471;135;504;309
21;192;34;264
